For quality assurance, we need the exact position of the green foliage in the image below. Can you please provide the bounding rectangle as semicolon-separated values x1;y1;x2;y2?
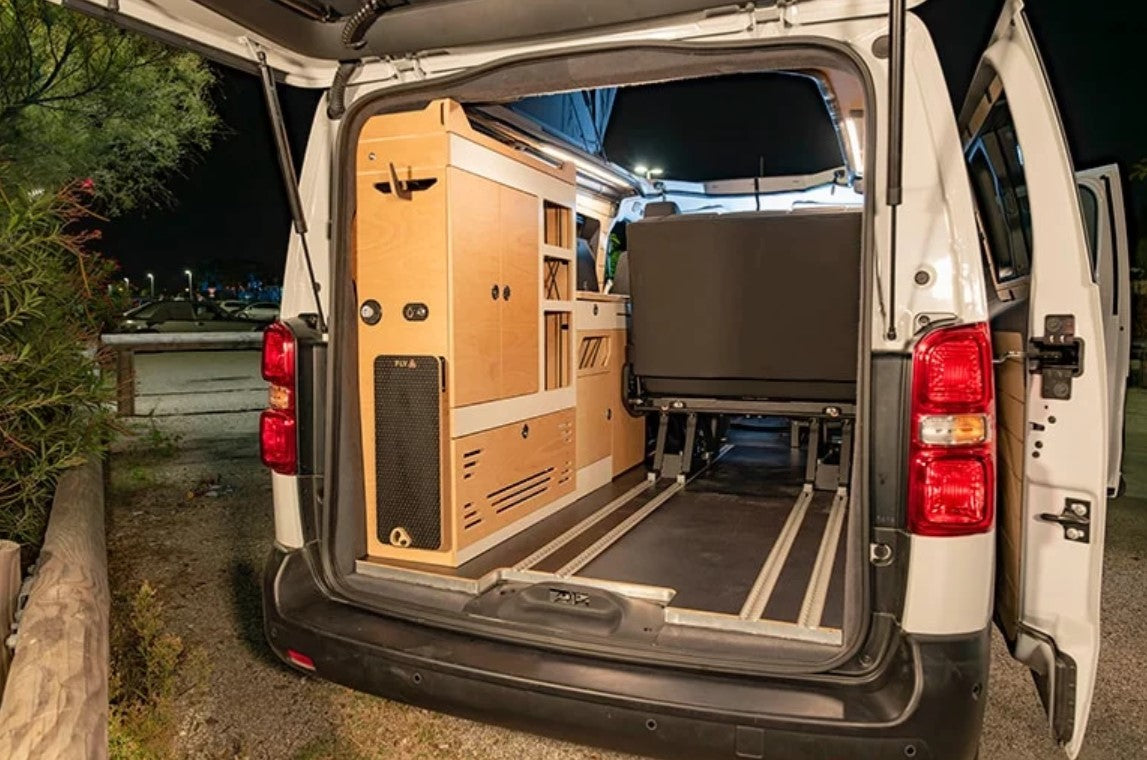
0;183;117;545
0;1;218;216
109;581;189;760
1131;160;1147;183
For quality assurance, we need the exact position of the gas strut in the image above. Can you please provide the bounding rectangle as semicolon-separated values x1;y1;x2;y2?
253;50;327;333
885;0;907;341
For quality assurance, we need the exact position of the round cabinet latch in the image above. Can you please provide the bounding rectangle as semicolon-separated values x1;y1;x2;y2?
593;304;599;316
491;284;500;300
502;285;512;301
606;408;613;421
521;424;530;439
360;299;382;325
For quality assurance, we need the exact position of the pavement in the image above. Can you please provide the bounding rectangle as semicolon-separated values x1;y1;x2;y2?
105;386;1147;759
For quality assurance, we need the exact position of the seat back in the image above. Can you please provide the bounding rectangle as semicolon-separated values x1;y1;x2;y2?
628;209;862;402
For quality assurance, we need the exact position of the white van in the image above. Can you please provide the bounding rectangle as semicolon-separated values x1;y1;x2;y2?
82;1;1130;757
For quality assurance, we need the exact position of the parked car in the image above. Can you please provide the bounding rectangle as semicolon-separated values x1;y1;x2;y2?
216;299;248;313
236;301;280;321
116;299;268;333
120;2;1126;759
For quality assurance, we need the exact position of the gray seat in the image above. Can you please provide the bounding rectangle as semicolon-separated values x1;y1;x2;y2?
627;209;862;403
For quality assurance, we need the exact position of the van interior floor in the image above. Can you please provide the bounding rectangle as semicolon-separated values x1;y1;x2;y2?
360;420;850;643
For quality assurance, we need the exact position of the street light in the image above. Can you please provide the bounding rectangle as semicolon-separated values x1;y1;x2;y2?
146;273;155;299
123;277;130;294
184;269;193;298
633;164;664;181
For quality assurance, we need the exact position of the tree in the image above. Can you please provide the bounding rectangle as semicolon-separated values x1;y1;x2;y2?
0;4;218;548
0;1;218;215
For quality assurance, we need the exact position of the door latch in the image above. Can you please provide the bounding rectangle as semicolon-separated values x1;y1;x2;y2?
1028;314;1083;400
1037;499;1090;543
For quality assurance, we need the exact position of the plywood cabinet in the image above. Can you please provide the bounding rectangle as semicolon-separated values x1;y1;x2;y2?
356;99;578;567
575;300;646;479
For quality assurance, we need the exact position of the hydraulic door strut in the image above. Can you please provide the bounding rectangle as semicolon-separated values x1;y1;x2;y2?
252;47;327;332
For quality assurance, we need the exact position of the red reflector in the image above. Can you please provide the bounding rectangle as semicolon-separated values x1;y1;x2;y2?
260;409;297;475
912;323;993;412
908;453;993;535
285;649;315;670
908;323;995;537
262;321;296;387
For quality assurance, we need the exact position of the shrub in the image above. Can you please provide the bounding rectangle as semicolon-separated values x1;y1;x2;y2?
108;581;190;760
0;183;118;546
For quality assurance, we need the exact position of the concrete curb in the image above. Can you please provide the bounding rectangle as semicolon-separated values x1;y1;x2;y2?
0;459;108;760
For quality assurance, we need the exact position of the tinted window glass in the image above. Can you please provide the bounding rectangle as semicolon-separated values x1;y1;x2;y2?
966;95;1033;283
1078;184;1099;278
167;302;195;320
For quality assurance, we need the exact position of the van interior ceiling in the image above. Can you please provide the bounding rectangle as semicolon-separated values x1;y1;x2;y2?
338;66;870;664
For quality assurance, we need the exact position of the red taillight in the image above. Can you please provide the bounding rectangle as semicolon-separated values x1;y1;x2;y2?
908;323;995;536
262;321;296;387
261;321;297;475
260;409;297;474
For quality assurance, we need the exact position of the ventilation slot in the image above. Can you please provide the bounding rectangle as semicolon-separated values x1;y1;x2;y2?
488;468;554;514
462;449;482;480
578;335;610;372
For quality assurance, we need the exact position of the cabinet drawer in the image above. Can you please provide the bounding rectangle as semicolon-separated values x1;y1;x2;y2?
452;408;575;549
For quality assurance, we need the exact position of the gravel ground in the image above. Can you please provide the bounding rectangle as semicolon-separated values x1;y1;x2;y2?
106;394;1147;759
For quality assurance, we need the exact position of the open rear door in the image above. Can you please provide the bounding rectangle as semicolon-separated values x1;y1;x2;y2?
960;2;1106;757
1076;165;1132;496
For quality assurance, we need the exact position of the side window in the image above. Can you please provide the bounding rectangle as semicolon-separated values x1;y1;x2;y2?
1077;184;1100;279
966;93;1033;287
194;304;216;321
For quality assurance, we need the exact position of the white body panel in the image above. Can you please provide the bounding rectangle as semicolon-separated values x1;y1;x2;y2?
1076;165;1131;494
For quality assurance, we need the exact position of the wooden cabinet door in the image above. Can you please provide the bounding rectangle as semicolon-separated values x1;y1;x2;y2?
449;169;502;407
499;183;540;400
609;329;646;475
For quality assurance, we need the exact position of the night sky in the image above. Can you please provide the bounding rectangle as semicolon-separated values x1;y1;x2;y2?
103;0;1147;282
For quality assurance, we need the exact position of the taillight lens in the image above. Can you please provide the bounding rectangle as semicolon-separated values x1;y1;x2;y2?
262;322;296;387
260;409;297;474
260;321;297;475
908;323;995;536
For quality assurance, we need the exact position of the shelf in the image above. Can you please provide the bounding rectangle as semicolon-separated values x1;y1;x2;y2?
543;300;574;312
541;243;574;261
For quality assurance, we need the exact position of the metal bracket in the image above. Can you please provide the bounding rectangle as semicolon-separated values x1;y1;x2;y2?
1029;314;1083;400
1037;499;1090;543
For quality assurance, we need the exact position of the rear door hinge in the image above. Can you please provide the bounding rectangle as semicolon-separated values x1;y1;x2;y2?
1028;314;1083;400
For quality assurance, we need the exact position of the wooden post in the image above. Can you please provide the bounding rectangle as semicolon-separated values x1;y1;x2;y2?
115;349;135;417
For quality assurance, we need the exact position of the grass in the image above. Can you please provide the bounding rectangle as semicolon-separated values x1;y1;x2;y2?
108;581;204;760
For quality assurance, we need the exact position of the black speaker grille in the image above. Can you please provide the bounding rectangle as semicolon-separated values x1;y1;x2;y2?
374;355;443;550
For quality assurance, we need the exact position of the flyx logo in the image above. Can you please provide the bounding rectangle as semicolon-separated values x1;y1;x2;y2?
548;589;592;607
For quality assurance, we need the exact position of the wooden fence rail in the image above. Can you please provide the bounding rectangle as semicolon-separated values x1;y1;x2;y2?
0;460;108;760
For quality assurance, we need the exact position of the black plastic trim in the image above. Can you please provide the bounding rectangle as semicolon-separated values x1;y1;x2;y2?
265;546;987;760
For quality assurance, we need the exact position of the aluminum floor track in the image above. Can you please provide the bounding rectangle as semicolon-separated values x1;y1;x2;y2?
358;422;850;644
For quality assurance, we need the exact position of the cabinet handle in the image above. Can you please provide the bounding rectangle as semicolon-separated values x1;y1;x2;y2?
521;424;530;439
606;408;613;421
502;285;512;301
491;284;500;300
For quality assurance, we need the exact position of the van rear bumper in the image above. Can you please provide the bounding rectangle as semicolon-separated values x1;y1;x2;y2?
264;547;988;760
